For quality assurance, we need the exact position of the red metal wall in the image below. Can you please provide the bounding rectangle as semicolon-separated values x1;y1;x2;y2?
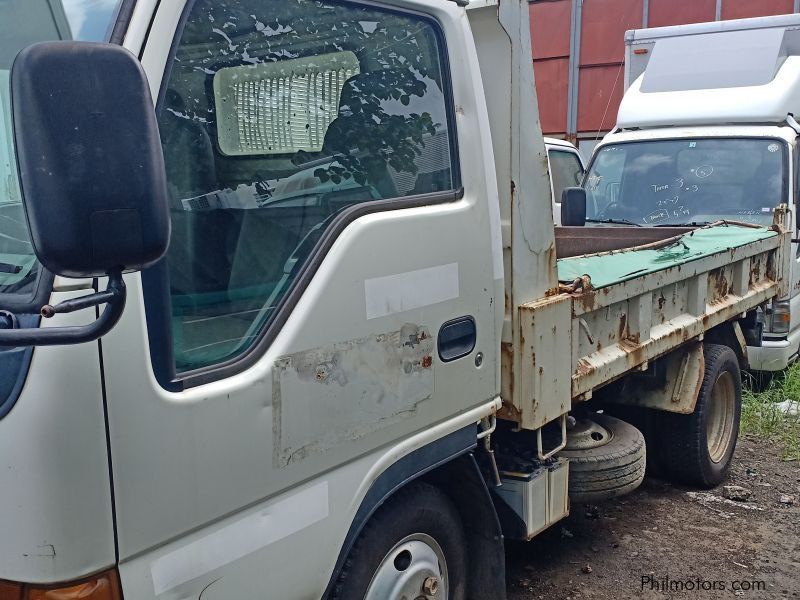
722;0;794;19
649;0;717;27
530;0;571;134
577;0;641;133
531;0;798;140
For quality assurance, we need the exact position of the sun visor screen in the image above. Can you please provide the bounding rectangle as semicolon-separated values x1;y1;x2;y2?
214;51;360;156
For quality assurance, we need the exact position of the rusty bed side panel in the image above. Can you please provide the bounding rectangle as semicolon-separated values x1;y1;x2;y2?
513;295;572;430
502;226;789;430
569;231;789;398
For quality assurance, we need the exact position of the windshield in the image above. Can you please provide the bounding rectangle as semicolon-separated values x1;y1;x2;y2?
0;0;121;299
584;138;787;227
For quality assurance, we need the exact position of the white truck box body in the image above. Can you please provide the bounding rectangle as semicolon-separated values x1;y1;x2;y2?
621;15;800;129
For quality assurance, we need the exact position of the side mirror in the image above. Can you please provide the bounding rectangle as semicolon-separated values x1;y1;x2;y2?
0;41;169;347
561;187;587;227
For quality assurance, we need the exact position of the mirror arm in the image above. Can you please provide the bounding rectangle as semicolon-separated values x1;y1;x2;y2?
0;270;126;347
40;281;121;318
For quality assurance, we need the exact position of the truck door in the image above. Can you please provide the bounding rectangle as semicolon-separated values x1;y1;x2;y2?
547;144;586;224
100;1;499;598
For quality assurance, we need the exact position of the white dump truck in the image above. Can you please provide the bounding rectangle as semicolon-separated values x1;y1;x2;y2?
583;14;800;377
0;1;790;599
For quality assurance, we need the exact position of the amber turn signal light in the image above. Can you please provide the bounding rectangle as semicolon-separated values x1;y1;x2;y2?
0;570;120;600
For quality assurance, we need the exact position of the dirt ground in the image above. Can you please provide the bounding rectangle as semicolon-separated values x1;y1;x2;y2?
506;436;800;599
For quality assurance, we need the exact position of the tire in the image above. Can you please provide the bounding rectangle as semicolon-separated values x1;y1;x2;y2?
331;481;467;600
559;414;646;503
658;343;742;488
603;403;664;478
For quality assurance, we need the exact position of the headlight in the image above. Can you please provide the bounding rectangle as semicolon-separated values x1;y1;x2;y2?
766;299;791;335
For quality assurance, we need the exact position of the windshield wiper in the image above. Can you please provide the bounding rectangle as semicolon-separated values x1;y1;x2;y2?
652;221;711;227
585;218;642;227
0;262;22;274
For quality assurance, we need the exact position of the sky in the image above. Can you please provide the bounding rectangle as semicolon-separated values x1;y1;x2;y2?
62;0;120;41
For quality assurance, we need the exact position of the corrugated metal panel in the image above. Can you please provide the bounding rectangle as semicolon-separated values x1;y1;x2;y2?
577;64;625;132
576;0;639;134
530;0;572;134
530;0;572;59
534;59;570;134
722;0;794;19
532;0;800;139
580;0;642;65
649;0;717;26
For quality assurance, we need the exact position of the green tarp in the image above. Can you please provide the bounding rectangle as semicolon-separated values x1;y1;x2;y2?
557;224;777;289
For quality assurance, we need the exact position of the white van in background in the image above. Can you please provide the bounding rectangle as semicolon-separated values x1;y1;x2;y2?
545;137;585;224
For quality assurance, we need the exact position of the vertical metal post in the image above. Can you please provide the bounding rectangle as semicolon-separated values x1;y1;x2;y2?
795;0;800;13
566;0;583;144
642;0;649;28
715;0;723;21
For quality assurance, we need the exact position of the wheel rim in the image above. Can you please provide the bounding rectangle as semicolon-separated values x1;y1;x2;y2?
706;371;736;464
564;418;614;451
364;533;449;600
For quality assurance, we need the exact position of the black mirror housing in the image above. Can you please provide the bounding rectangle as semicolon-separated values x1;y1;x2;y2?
561;186;587;227
11;41;169;278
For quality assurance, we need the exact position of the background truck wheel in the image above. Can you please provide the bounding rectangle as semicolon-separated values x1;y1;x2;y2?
332;481;467;600
657;343;742;488
559;413;646;503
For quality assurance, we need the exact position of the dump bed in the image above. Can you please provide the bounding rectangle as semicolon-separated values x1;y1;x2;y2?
466;2;791;434
498;218;791;431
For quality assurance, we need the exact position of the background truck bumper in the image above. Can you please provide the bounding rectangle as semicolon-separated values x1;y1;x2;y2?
748;331;800;372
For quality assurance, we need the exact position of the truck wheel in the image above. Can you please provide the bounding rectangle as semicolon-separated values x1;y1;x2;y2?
559;414;646;503
332;481;466;600
658;343;741;487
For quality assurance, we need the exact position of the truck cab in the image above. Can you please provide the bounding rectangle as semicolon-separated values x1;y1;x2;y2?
587;14;800;373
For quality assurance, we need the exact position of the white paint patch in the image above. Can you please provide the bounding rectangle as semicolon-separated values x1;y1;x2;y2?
364;263;459;320
150;481;329;595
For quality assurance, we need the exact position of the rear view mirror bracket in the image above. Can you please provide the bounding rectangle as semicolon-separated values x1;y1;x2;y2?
0;270;126;347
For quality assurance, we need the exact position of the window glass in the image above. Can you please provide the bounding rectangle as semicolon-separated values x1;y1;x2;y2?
159;0;456;372
585;139;786;226
549;149;584;204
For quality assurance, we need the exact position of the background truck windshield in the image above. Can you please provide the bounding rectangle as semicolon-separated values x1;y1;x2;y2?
585;139;787;226
0;0;120;298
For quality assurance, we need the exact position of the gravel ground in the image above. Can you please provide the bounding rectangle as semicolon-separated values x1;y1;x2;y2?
506;436;800;599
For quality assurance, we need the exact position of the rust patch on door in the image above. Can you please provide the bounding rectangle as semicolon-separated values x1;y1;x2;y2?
272;324;434;467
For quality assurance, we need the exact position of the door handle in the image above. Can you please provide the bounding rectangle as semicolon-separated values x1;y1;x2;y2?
438;316;477;362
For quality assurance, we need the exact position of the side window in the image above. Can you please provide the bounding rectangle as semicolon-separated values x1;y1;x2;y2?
549;149;584;204
585;147;626;218
157;0;456;373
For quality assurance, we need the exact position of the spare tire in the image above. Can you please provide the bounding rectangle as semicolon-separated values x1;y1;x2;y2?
559;413;646;503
